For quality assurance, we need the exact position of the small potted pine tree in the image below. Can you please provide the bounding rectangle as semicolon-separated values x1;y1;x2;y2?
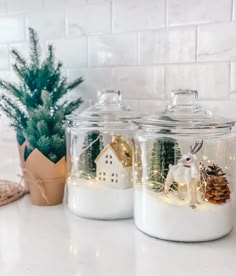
0;28;83;206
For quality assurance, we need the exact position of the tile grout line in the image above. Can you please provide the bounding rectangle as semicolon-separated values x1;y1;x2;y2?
137;32;140;65
229;62;232;99
6;43;10;70
24;13;28;41
111;0;114;33
195;26;199;63
64;8;69;39
53;19;236;40
3;0;7;13
165;0;168;28
79;61;234;69
163;65;167;99
232;0;234;21
87;36;91;67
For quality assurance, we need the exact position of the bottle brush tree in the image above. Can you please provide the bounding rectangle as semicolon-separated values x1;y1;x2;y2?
0;27;83;163
149;137;182;191
78;131;104;178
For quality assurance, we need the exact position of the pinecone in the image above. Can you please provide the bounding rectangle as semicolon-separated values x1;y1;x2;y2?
206;164;227;179
205;175;230;204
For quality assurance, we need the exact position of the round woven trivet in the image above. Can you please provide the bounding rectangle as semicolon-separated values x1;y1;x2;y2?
0;180;26;206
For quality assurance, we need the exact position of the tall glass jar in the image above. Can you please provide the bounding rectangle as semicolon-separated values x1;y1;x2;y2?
133;89;236;242
66;89;140;219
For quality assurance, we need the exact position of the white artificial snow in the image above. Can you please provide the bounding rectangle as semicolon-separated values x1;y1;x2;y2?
134;187;233;242
67;178;133;220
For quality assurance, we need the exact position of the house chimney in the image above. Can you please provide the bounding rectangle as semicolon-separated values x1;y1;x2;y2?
112;135;121;143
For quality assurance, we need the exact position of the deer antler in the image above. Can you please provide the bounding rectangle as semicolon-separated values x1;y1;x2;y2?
190;140;203;154
190;142;198;154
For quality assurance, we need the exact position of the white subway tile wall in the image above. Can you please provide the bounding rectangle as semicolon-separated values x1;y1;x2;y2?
139;28;196;64
0;45;8;69
113;0;165;32
0;1;6;14
168;0;232;26
7;0;44;12
0;0;235;119
68;68;112;99
89;33;137;66
49;38;88;67
45;0;87;9
67;3;111;36
166;63;230;100
0;15;25;42
198;22;236;62
28;10;66;40
111;66;164;99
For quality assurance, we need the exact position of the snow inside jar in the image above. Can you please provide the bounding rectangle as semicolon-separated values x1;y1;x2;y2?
133;89;236;242
66;89;140;219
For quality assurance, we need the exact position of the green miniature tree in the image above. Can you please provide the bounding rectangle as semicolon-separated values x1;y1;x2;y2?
0;27;83;163
149;138;181;191
79;131;104;178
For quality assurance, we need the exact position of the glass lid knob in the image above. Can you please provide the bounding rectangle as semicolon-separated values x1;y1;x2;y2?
97;89;122;106
167;89;201;112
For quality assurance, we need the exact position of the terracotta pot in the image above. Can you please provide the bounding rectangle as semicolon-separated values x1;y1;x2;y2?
18;145;66;206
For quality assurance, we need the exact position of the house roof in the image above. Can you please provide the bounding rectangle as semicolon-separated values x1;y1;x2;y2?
95;136;132;167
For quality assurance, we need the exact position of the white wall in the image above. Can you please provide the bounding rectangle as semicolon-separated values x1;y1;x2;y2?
0;0;236;116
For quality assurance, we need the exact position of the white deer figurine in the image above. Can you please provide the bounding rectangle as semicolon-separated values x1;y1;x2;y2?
164;140;203;208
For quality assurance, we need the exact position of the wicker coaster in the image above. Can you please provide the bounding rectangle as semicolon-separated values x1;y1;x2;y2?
0;180;26;206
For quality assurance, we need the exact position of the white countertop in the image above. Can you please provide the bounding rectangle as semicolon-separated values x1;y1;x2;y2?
1;195;236;276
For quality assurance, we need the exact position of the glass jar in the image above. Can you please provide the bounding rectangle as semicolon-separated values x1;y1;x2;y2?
66;89;140;219
133;89;236;242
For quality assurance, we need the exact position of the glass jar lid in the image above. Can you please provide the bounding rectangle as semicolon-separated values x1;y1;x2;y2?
67;89;141;126
137;89;235;130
